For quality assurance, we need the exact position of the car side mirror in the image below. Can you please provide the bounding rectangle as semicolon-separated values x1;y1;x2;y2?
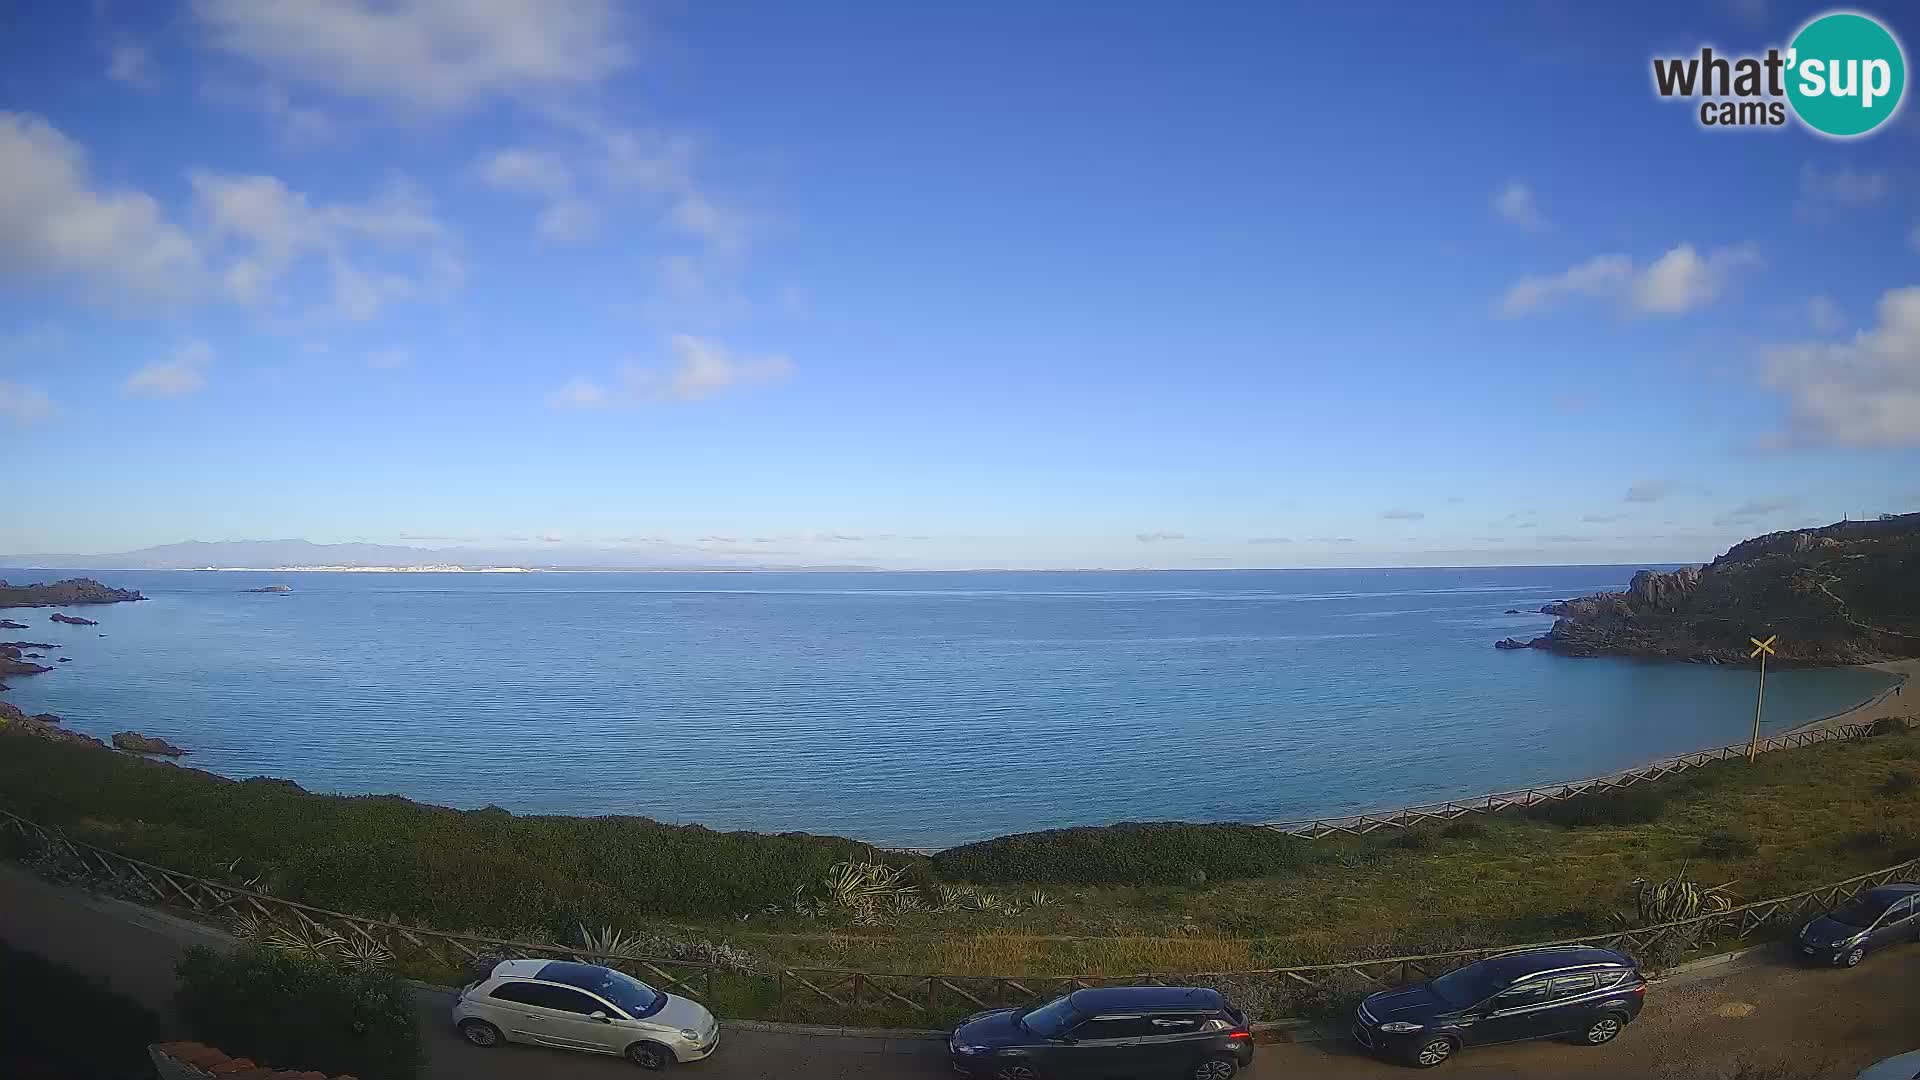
590;1010;611;1023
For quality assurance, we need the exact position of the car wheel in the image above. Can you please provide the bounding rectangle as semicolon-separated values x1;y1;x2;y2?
1191;1054;1238;1079
457;1019;502;1048
994;1065;1041;1080
626;1041;674;1071
1406;1035;1458;1068
1580;1012;1626;1046
1844;946;1866;967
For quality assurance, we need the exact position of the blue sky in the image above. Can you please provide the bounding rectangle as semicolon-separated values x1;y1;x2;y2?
3;0;1918;569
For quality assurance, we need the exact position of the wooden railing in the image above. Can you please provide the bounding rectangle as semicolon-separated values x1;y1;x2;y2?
1260;723;1875;838
3;804;1913;1023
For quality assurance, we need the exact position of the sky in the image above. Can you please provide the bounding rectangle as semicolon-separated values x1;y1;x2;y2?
2;0;1918;570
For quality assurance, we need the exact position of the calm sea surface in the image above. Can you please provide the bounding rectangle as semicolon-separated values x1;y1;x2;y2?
0;567;1897;848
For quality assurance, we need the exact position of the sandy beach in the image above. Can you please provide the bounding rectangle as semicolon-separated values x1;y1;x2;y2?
1788;658;1920;733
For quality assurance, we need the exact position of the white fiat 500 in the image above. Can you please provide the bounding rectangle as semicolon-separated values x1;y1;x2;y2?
452;959;720;1070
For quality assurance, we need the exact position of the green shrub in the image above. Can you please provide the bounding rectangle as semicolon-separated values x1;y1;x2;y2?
1438;818;1487;840
1844;827;1898;852
1524;785;1666;828
1880;769;1917;797
1387;829;1434;851
1;941;161;1080
0;736;892;923
1287;969;1377;1023
932;822;1318;886
1698;828;1757;859
176;946;420;1080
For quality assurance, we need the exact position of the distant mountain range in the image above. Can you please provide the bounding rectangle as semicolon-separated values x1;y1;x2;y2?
0;539;877;572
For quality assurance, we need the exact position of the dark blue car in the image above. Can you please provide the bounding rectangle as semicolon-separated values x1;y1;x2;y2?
1353;946;1645;1068
949;986;1253;1079
1796;883;1920;967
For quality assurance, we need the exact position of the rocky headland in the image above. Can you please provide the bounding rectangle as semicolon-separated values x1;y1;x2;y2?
1496;513;1920;665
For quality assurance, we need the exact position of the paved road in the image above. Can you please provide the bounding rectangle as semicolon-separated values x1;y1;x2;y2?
3;862;1913;1079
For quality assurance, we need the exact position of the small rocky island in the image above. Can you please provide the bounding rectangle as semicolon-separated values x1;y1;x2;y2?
1496;513;1920;665
245;585;294;593
50;612;99;626
0;578;146;608
113;730;187;756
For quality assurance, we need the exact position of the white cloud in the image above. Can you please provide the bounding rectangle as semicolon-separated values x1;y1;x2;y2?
107;40;155;88
477;149;572;196
547;376;609;409
668;193;750;253
1714;497;1797;526
1135;531;1185;543
1381;508;1425;521
189;170;460;319
1797;163;1891;220
545;332;791;407
1624;480;1671;503
124;341;213;398
1498;244;1758;317
1248;536;1294;545
1581;513;1624;523
535;199;598;244
0;111;203;304
367;346;410;369
1808;295;1843;333
602;334;792;403
1760;285;1920;447
1491;181;1549;231
191;0;630;113
0;380;53;426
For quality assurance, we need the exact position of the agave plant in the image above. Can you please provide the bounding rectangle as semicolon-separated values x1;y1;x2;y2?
578;924;647;960
263;920;347;962
335;933;396;972
1622;867;1737;926
1026;890;1058;910
226;913;273;943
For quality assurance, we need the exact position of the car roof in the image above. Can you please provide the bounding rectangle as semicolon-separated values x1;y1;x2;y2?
1475;946;1633;982
1068;986;1225;1013
490;958;553;980
1860;884;1920;903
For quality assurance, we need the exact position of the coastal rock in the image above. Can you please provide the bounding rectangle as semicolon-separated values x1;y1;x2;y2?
1627;566;1701;610
0;641;59;650
29;713;61;725
244;585;294;593
1504;608;1522;614
0;578;145;609
1494;637;1529;649
24;653;42;659
112;731;186;756
57;657;72;662
0;715;103;748
0;701;23;722
0;657;52;677
51;613;99;625
0;619;25;629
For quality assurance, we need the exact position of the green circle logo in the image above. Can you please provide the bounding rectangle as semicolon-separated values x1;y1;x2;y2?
1786;11;1906;137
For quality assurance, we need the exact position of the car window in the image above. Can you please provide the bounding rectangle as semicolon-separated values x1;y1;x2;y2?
1829;895;1893;927
1595;970;1630;989
1071;1016;1154;1040
1143;1015;1204;1036
1547;974;1598;999
1020;996;1084;1039
527;984;605;1014
487;981;543;1006
1429;962;1503;1007
1491;980;1551;1010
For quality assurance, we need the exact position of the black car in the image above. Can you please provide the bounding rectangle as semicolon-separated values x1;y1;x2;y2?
948;986;1253;1080
1796;882;1920;967
1352;946;1645;1069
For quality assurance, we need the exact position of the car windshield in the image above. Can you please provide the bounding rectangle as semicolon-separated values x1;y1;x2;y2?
586;969;660;1017
1019;995;1083;1038
1826;897;1890;927
1429;964;1503;1008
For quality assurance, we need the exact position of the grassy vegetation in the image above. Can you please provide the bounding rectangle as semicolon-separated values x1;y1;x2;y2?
177;946;420;1080
4;721;1920;1013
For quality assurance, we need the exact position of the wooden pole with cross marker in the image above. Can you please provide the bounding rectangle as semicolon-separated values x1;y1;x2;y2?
1747;634;1777;762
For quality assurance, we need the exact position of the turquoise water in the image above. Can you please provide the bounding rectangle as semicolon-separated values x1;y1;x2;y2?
0;567;1896;848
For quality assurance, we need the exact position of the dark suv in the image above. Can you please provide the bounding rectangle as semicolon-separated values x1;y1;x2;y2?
1796;883;1920;967
949;986;1253;1079
1352;946;1645;1068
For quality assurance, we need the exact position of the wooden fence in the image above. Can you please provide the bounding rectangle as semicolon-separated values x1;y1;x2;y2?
1261;723;1874;838
3;804;1914;1023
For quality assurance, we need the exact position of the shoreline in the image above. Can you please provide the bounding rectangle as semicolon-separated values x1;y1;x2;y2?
1786;658;1918;734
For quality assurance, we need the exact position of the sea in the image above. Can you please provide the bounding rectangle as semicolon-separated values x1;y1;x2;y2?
0;567;1897;849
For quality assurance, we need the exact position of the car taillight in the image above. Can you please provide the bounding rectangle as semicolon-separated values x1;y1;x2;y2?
1631;984;1647;994
1228;1029;1251;1040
